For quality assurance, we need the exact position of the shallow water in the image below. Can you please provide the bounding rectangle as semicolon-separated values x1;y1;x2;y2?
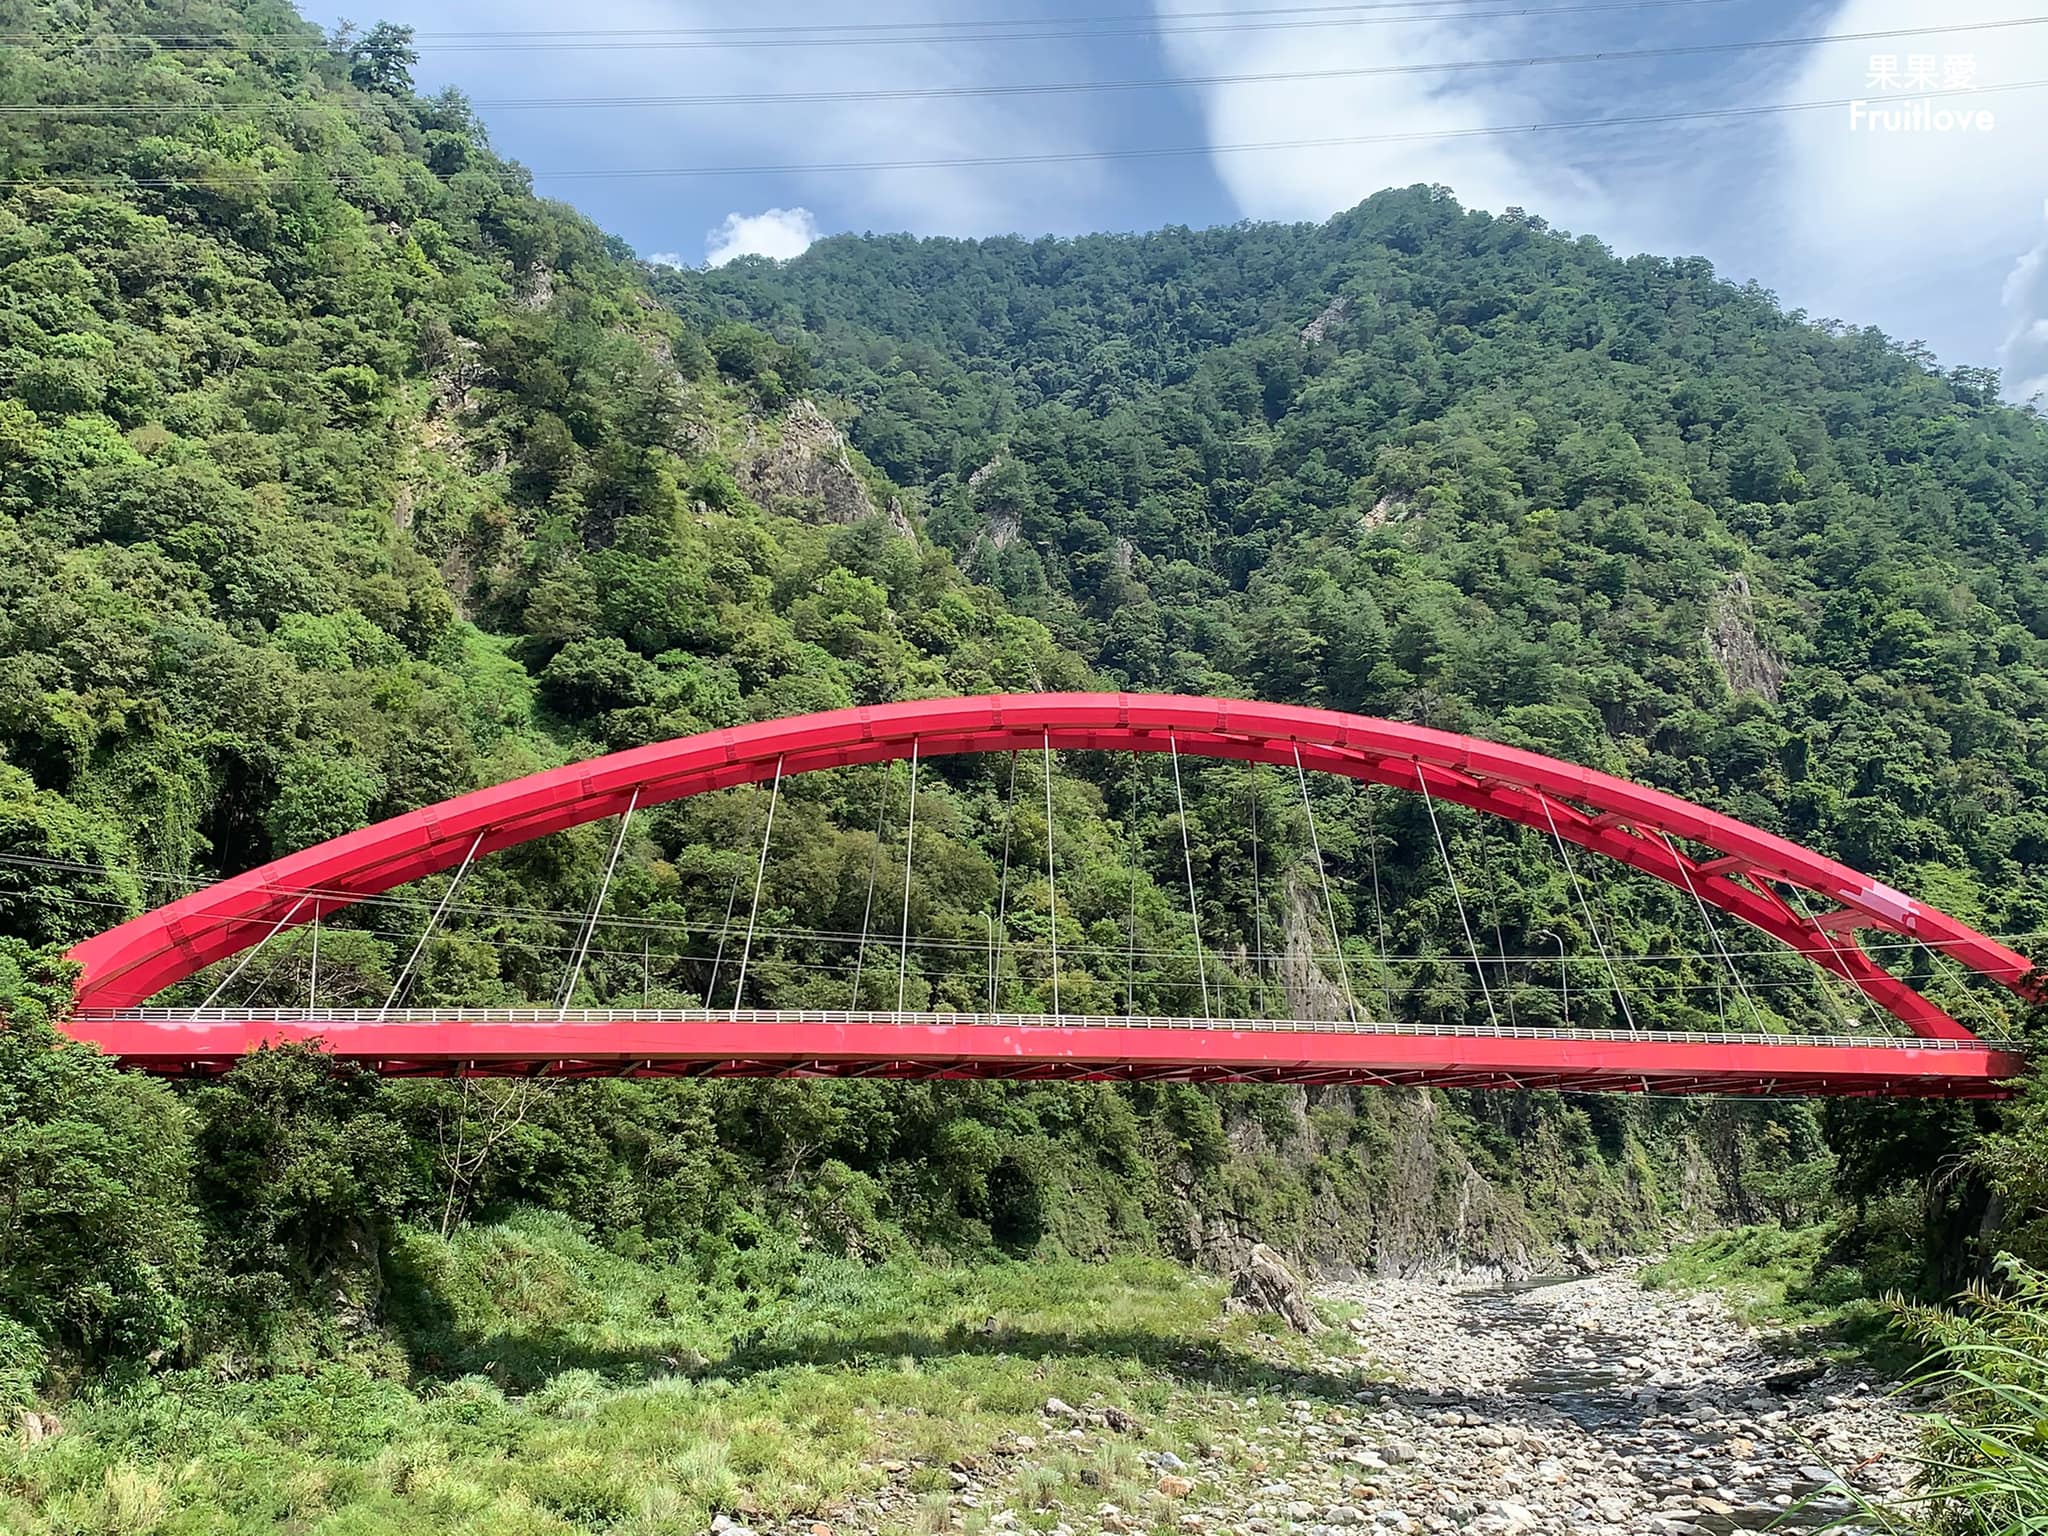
1471;1280;1638;1407
1688;1488;1852;1533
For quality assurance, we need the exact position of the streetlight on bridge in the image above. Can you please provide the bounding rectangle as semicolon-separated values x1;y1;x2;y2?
1532;929;1568;1029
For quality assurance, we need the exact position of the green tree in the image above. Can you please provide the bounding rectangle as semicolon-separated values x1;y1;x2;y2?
346;20;417;95
0;992;198;1363
191;1046;416;1306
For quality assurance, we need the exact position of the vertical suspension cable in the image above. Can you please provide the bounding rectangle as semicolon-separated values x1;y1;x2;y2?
704;861;743;1008
307;902;320;1011
1537;791;1636;1033
1659;829;1766;1033
557;787;639;1014
1248;763;1266;1017
1478;820;1520;1029
1534;927;1569;1026
1362;784;1394;1018
1169;734;1212;1022
379;829;486;1018
1785;886;1857;1029
1127;752;1143;1017
992;750;1019;1014
1294;744;1359;1025
1413;763;1501;1031
851;762;890;1008
730;757;784;1017
1702;944;1731;1028
1043;732;1061;1019
897;740;920;1014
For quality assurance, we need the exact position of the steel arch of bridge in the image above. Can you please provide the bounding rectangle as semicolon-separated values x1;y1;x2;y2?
67;693;2036;1047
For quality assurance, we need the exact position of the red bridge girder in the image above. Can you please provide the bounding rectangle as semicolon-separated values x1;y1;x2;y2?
65;694;2039;1048
62;1012;2022;1099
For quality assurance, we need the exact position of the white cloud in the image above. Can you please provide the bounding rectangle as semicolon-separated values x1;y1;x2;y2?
1770;0;2048;370
1150;0;2048;375
704;207;822;267
1154;0;1623;239
645;251;686;269
2002;205;2048;403
404;0;1118;240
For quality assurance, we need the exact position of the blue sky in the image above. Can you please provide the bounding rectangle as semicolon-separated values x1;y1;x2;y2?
374;0;2048;397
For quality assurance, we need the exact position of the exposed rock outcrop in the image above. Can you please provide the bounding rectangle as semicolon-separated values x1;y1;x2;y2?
515;262;554;312
966;454;1027;554
1705;574;1784;701
743;399;912;536
1228;1242;1321;1332
984;506;1022;550
1300;295;1350;344
1279;872;1356;1024
1362;492;1409;530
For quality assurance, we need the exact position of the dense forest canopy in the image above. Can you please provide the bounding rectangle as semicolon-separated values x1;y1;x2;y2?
0;0;2045;1440
680;209;2048;940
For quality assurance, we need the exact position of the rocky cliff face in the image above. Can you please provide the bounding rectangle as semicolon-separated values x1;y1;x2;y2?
743;399;915;537
1704;574;1785;701
1154;889;1701;1285
1300;295;1350;345
1277;873;1358;1025
1170;1076;1725;1286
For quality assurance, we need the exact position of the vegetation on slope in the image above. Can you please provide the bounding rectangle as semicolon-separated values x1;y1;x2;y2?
0;0;1790;1414
686;197;2048;1284
3;0;2048;1502
686;202;2048;980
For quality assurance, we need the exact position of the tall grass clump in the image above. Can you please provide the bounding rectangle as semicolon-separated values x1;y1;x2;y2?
1837;1256;2048;1534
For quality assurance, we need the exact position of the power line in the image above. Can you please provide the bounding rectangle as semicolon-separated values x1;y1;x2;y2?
3;0;1753;52
4;0;1728;40
401;0;1742;40
26;879;2027;1012
16;15;2041;116
7;849;2039;971
4;78;2033;190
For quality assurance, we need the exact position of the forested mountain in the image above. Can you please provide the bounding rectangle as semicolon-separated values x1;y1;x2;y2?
1;0;2045;1455
681;211;2048;943
683;210;2048;1281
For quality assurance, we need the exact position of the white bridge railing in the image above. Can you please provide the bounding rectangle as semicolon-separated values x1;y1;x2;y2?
76;1007;2008;1051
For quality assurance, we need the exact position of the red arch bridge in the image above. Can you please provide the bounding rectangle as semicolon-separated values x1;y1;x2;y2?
61;695;2034;1098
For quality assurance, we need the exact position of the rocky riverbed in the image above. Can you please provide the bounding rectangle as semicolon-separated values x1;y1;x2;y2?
756;1264;1922;1536
1308;1265;1917;1533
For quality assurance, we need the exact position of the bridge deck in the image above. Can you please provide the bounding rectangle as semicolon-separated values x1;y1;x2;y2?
71;1009;2022;1097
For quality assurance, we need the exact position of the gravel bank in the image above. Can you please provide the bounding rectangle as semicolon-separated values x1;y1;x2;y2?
1309;1265;1916;1533
748;1264;1920;1536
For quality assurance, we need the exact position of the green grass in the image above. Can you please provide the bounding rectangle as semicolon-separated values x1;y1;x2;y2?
0;1213;1351;1535
1640;1221;1906;1362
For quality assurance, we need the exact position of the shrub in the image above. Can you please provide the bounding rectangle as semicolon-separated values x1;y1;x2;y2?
0;1316;45;1409
1868;1256;2048;1535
